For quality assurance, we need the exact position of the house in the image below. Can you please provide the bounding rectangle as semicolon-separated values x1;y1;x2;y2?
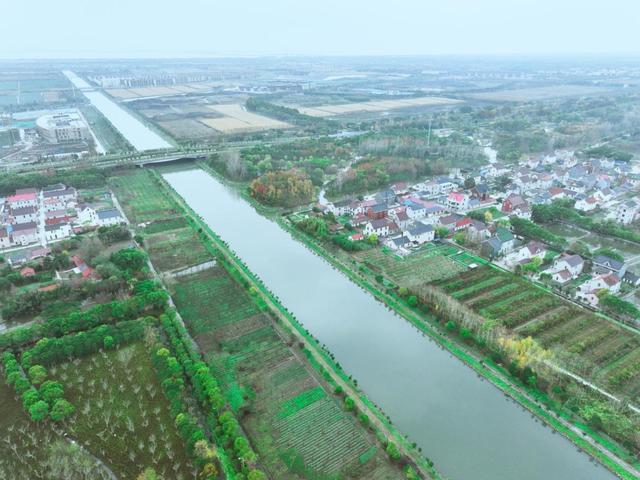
575;196;598;212
45;223;72;242
623;271;640;287
327;199;353;216
467;220;490;243
11;205;38;224
508;241;547;264
551;269;574;284
11;222;38;246
549;254;584;279
616;200;640;225
367;203;389;219
501;193;527;214
20;267;35;277
390;208;411;229
0;227;10;249
384;235;411;252
363;218;395;237
77;206;98;225
404;222;434;244
446;192;470;212
71;255;94;279
43;187;76;203
481;237;505;258
97;208;125;227
438;214;463;231
511;203;532;220
577;273;621;307
495;227;516;253
43;198;66;212
592;255;627;278
8;191;38;209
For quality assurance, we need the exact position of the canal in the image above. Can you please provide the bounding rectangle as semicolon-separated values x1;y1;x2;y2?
163;167;615;480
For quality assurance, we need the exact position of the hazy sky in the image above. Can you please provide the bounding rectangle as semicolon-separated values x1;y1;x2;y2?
3;0;640;58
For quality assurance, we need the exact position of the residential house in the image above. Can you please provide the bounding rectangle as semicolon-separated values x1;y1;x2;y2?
363;218;396;237
367;203;389;220
507;241;547;265
71;255;94;280
45;223;72;242
8;191;38;209
404;222;434;244
549;254;584;279
495;227;516;253
11;206;37;224
446;192;470;212
501;193;527;215
77;206;98;225
592;255;627;278
574;195;598;212
43;187;76;203
577;273;621;307
616;200;640;225
43;198;66;212
467;220;490;243
390;208;411;229
11;222;38;246
327;199;353;216
384;236;411;252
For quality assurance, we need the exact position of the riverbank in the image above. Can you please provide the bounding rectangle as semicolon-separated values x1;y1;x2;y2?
150;169;442;480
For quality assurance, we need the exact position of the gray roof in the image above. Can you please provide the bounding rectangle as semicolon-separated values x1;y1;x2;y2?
392;236;410;248
563;254;584;267
408;222;433;236
12;221;37;232
593;255;624;271
97;208;123;220
43;183;66;192
43;187;76;199
12;206;36;216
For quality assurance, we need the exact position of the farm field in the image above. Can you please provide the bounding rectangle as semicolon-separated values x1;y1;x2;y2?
354;243;466;287
171;266;403;479
201;104;291;133
105;82;219;99
465;85;613;102
433;266;640;401
145;226;212;272
108;170;179;224
297;96;462;117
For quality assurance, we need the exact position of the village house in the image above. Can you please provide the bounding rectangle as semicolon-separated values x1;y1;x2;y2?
384;235;411;252
467;219;490;243
327;199;353;216
548;253;585;282
45;223;72;242
446;192;470;212
577;273;621;307
501;193;528;215
592;254;627;278
77;205;98;225
11;205;38;224
506;241;547;266
43;197;66;212
8;191;38;209
43;186;77;203
389;208;411;229
71;255;94;279
363;218;396;237
574;195;598;212
11;222;38;246
404;222;434;244
615;199;640;225
97;209;125;227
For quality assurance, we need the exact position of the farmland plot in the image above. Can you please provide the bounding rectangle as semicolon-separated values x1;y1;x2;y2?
172;267;402;479
145;227;212;272
200;104;291;133
297;96;462;117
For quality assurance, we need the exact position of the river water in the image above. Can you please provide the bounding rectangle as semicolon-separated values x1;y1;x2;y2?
163;167;614;480
62;71;172;152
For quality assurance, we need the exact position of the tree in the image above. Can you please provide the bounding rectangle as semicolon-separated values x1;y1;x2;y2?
40;380;64;404
344;396;355;411
249;170;314;207
247;470;267;480
29;400;50;421
50;399;75;421
407;295;418;307
386;442;401;461
137;468;162;480
435;227;449;238
28;365;48;385
484;210;493;223
103;335;115;350
194;439;217;461
464;177;476;189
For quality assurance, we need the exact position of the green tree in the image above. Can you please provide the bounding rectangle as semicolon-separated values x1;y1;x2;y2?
50;399;75;421
29;400;50;421
28;365;48;385
386;442;401;461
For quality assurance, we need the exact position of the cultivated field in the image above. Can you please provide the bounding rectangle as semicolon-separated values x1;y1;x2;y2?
355;243;466;287
465;85;612;102
201;104;291;133
297;96;462;117
106;83;219;99
145;227;212;272
172;266;402;479
433;266;640;401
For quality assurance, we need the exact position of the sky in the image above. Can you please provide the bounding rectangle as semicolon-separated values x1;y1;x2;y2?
3;0;640;58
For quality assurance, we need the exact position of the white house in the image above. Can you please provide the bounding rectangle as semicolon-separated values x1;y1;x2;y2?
45;223;72;241
577;273;621;307
327;199;353;216
43;198;66;212
11;222;38;246
616;200;640;225
446;192;470;212
363;218;395;237
548;254;584;282
507;241;547;265
43;187;76;203
575;196;598;212
77;206;98;225
97;208;126;227
12;206;38;224
404;222;434;244
8;192;38;209
390;208;412;229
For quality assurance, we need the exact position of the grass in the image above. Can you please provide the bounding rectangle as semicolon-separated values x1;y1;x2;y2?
80;105;134;153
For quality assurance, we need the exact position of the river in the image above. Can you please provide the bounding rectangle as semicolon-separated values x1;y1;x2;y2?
163;167;615;480
62;71;172;152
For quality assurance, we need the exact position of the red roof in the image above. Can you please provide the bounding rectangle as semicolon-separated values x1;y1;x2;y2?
20;267;36;277
8;192;37;203
39;284;59;292
448;192;466;203
456;217;472;228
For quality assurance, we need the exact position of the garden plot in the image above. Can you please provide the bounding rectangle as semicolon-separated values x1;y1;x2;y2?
109;170;179;224
157;118;217;139
200;104;291;133
145;227;212;272
297;96;462;117
172;266;401;479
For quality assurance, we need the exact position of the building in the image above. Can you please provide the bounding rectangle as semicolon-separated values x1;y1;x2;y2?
592;255;627;278
36;111;90;144
8;191;37;209
577;273;621;307
11;222;38;246
11;205;38;224
404;222;434;244
45;223;72;242
548;254;584;281
43;187;76;203
0;227;10;249
363;218;396;237
616;200;640;225
97;209;125;227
